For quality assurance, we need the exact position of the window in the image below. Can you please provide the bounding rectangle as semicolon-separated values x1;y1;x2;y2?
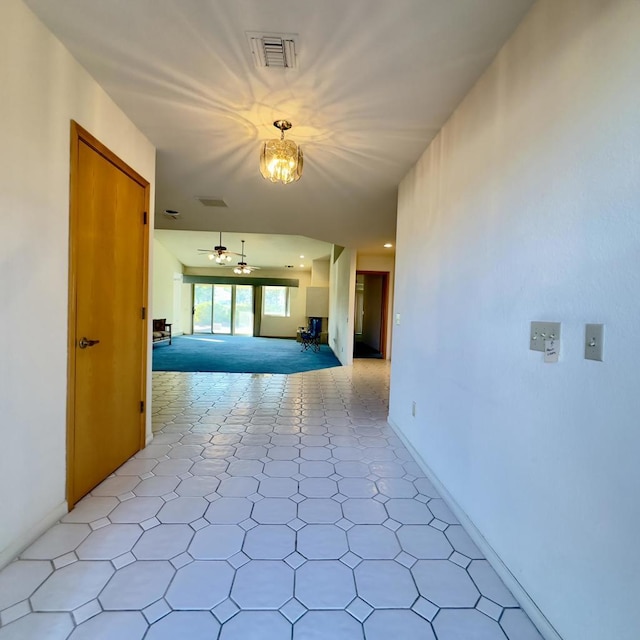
263;286;290;317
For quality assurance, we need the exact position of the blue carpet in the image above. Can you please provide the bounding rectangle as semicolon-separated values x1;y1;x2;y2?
152;334;341;374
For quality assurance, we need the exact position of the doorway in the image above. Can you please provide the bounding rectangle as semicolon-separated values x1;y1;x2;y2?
67;122;149;507
354;271;388;358
194;284;254;335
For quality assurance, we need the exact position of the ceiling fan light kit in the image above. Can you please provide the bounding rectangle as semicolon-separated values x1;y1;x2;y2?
198;231;239;263
213;252;232;263
260;120;303;184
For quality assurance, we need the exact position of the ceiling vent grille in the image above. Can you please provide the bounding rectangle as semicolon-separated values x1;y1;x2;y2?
246;32;298;69
197;197;227;208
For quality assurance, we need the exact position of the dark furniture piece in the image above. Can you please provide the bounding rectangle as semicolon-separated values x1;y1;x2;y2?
300;317;322;353
152;319;172;345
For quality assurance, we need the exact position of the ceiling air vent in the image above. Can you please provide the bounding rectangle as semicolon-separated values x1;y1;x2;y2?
197;197;227;208
246;32;298;69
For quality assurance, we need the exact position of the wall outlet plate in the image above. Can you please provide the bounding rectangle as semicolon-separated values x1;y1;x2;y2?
585;323;604;361
530;321;561;352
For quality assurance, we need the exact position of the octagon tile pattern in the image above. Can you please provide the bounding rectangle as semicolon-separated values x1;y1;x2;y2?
0;361;542;639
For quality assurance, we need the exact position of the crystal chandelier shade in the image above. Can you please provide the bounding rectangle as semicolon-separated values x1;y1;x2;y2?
260;120;303;184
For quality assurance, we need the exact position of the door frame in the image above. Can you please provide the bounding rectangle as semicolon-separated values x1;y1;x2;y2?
66;121;150;507
354;270;389;358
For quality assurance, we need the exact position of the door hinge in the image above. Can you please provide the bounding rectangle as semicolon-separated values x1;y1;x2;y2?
142;307;146;320
140;401;145;413
143;211;148;224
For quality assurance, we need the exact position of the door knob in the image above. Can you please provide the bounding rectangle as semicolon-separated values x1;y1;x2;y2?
78;337;100;349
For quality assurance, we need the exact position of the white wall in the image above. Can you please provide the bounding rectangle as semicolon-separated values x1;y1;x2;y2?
329;247;356;365
306;287;329;318
356;254;394;273
0;0;155;567
152;238;184;333
389;2;640;639
311;258;330;286
180;283;193;334
260;271;311;337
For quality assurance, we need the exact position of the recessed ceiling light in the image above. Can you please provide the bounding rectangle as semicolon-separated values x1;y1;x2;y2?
384;243;393;248
299;264;305;268
163;209;181;218
299;254;305;259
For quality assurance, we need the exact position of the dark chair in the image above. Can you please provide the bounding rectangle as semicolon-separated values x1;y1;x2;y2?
300;317;322;353
152;319;172;345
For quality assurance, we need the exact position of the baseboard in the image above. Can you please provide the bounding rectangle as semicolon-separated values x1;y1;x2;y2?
0;501;68;570
387;417;563;640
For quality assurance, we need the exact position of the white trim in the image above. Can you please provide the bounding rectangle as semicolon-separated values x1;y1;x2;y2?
387;417;563;640
0;501;68;570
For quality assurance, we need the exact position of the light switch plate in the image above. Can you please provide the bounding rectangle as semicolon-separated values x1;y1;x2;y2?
585;323;604;361
530;321;561;352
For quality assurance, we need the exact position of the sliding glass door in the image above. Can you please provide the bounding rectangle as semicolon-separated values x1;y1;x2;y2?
234;285;253;335
193;283;253;335
212;284;232;333
193;284;213;333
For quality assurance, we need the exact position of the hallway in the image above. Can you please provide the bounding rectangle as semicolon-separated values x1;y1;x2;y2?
0;362;541;639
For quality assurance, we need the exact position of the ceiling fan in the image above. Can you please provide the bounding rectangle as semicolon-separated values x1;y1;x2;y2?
232;240;261;275
197;231;240;263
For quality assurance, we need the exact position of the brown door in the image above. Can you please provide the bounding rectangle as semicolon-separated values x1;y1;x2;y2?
67;122;149;506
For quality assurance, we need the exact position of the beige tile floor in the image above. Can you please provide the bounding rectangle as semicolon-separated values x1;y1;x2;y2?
0;361;543;639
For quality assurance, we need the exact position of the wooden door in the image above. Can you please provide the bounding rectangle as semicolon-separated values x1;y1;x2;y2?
67;122;149;506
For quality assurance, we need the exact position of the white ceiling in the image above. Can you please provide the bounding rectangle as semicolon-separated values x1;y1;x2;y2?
26;0;534;267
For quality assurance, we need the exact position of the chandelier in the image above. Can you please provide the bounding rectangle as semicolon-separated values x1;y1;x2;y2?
260;120;303;184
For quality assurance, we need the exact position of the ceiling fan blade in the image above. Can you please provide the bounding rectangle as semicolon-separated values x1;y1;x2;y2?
197;248;241;255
